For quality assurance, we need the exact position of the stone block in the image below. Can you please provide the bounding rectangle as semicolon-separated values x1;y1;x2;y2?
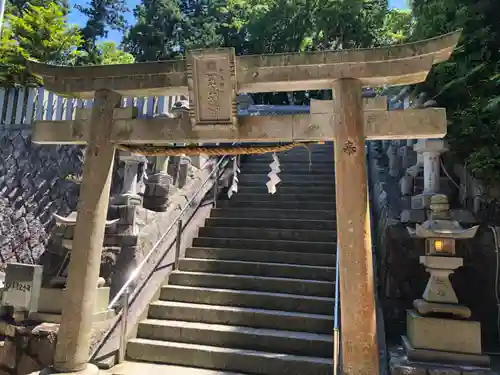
406;310;482;354
37;286;110;315
153;184;170;197
178;159;190;188
401;209;426;224
148;173;173;186
414;139;449;154
403;336;490;367
411;193;435;210
400;175;414;196
3;263;43;313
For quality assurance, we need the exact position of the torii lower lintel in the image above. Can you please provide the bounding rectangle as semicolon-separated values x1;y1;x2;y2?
32;107;447;145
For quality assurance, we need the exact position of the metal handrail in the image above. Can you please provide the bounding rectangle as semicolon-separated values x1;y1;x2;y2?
333;245;341;375
108;155;228;309
91;154;232;363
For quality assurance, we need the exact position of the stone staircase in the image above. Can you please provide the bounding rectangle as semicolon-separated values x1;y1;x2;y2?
126;144;337;375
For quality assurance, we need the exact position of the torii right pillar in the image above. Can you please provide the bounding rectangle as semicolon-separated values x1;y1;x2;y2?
333;78;379;375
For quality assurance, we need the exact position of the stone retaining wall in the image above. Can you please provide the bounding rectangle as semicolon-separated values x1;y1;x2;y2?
0;127;84;266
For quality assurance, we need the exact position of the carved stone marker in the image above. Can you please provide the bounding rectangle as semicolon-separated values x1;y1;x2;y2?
2;263;43;315
187;48;237;130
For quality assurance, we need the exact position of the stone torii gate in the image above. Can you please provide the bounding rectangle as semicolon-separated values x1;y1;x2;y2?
27;30;460;375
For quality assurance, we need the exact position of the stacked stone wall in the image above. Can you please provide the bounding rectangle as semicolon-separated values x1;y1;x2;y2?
0;127;83;266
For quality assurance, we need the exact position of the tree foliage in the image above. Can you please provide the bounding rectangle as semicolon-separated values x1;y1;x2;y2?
75;0;130;64
0;2;83;86
98;41;135;64
410;0;500;184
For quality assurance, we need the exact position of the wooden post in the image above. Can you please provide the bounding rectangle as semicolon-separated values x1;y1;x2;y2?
53;89;121;373
332;78;379;375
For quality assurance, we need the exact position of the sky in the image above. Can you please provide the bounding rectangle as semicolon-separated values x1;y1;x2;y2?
67;0;409;44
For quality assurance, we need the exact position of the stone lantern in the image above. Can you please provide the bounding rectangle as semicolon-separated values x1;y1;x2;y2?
404;194;489;366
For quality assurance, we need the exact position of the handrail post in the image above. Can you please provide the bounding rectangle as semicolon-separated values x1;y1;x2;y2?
117;287;130;364
174;220;183;270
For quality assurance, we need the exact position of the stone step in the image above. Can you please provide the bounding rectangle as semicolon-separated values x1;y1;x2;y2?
241;167;334;175
229;193;335;202
238;179;334;187
205;218;335;231
178;258;336;281
185;247;336;267
137;320;333;358
210;208;336;221
238;186;335;195
103;361;248;375
126;339;332;375
239;174;334;182
248;155;333;163
169;271;334;297
198;226;336;243
242;163;334;172
147;301;333;334
160;285;334;315
218;200;336;210
192;237;335;254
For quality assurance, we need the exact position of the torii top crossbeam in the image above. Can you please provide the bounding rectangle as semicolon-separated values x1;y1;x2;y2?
27;31;460;146
29;32;460;98
28;31;459;98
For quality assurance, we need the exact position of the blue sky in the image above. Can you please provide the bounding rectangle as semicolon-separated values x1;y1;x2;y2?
67;0;409;43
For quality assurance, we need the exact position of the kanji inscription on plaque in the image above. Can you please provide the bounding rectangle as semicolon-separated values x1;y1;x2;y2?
187;48;237;130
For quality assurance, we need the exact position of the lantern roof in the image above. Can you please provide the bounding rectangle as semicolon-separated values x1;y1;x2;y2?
407;219;479;239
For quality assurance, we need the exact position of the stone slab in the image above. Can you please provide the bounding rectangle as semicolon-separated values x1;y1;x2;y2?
36;287;110;315
401;209;426;224
420;256;463;270
403;336;490;367
407;310;482;354
29;309;115;324
413;299;471;319
390;344;493;375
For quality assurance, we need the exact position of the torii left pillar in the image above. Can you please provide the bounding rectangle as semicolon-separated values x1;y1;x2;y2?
52;89;121;374
333;78;379;375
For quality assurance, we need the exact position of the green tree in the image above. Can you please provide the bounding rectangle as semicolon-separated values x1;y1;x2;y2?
123;0;185;61
410;0;500;184
76;0;129;64
98;41;135;64
5;0;69;16
0;2;83;86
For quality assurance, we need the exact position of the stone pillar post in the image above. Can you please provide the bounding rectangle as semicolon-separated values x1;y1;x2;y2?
53;90;121;374
116;152;144;206
332;78;380;375
143;155;174;212
387;141;401;177
411;139;448;209
154;156;169;175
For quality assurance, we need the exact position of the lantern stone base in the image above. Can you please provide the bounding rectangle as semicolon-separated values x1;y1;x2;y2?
390;345;494;375
414;299;471;319
404;310;489;366
37;363;100;375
